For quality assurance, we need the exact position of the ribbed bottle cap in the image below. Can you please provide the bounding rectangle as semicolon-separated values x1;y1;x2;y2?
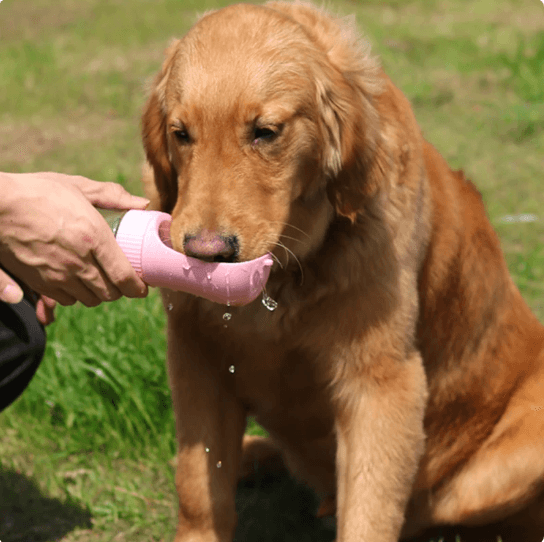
114;210;153;276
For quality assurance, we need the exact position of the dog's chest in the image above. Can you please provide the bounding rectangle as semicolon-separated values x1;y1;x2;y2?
192;304;333;426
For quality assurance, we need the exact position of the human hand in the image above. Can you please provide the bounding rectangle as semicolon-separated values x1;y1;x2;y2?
0;172;149;307
36;295;57;325
0;270;57;325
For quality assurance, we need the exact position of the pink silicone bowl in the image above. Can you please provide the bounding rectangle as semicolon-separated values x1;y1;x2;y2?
115;210;274;306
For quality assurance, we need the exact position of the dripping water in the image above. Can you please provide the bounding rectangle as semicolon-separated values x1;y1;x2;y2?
223;301;231;328
261;292;278;311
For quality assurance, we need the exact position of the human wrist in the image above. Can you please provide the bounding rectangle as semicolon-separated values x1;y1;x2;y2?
0;172;15;214
0;172;29;218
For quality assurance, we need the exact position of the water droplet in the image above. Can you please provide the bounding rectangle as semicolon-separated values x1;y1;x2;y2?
222;302;231;327
250;269;260;288
205;447;210;453
207;272;212;281
226;273;230;304
216;461;222;469
167;303;174;311
228;365;235;373
261;293;278;311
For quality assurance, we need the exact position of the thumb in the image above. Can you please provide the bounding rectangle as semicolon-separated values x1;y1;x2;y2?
0;269;24;304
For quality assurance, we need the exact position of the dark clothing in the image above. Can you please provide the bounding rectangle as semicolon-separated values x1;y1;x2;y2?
0;292;46;411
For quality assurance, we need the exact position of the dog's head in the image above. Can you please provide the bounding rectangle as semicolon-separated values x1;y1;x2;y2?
142;2;388;265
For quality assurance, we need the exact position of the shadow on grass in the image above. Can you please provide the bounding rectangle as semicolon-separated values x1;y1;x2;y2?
235;470;336;542
234;469;542;542
0;467;92;542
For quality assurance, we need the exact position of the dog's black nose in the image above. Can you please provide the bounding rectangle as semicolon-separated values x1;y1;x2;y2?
184;230;239;263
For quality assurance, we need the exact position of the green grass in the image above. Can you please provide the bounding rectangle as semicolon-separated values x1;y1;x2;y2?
23;295;172;454
1;0;543;540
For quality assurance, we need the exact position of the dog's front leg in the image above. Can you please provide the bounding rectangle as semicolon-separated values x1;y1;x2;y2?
334;350;428;542
167;314;246;542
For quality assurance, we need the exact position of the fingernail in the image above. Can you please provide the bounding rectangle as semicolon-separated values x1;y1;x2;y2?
1;283;24;304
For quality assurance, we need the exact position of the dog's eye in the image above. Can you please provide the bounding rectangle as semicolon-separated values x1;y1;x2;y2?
253;126;279;144
173;129;190;144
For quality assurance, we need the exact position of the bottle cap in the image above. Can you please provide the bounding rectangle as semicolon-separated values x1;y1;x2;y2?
115;209;163;276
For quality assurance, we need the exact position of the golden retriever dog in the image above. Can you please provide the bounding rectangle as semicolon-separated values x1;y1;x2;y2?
141;2;544;541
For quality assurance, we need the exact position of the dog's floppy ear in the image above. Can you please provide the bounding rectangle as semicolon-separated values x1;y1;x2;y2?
266;2;391;222
317;67;388;223
298;8;391;223
317;36;391;222
141;39;181;213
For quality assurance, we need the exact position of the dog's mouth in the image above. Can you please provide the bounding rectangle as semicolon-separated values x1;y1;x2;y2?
192;254;237;264
184;231;239;263
159;217;275;305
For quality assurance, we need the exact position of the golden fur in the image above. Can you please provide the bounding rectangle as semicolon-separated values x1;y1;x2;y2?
141;3;544;541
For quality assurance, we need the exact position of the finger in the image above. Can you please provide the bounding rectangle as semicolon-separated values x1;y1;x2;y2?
80;181;150;210
42;295;58;311
84;275;123;303
111;263;149;299
117;275;149;299
36;296;56;326
69;276;105;307
92;231;149;299
46;173;150;210
100;256;149;299
0;269;24;304
71;251;124;303
43;288;78;307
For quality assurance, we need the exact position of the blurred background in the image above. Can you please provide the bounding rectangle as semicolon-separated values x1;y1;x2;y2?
0;0;543;540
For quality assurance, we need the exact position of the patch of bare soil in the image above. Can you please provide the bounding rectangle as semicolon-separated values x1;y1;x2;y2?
0;0;94;42
435;0;544;34
0;114;125;166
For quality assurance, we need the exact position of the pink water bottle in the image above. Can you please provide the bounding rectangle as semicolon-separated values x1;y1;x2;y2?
98;209;273;306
